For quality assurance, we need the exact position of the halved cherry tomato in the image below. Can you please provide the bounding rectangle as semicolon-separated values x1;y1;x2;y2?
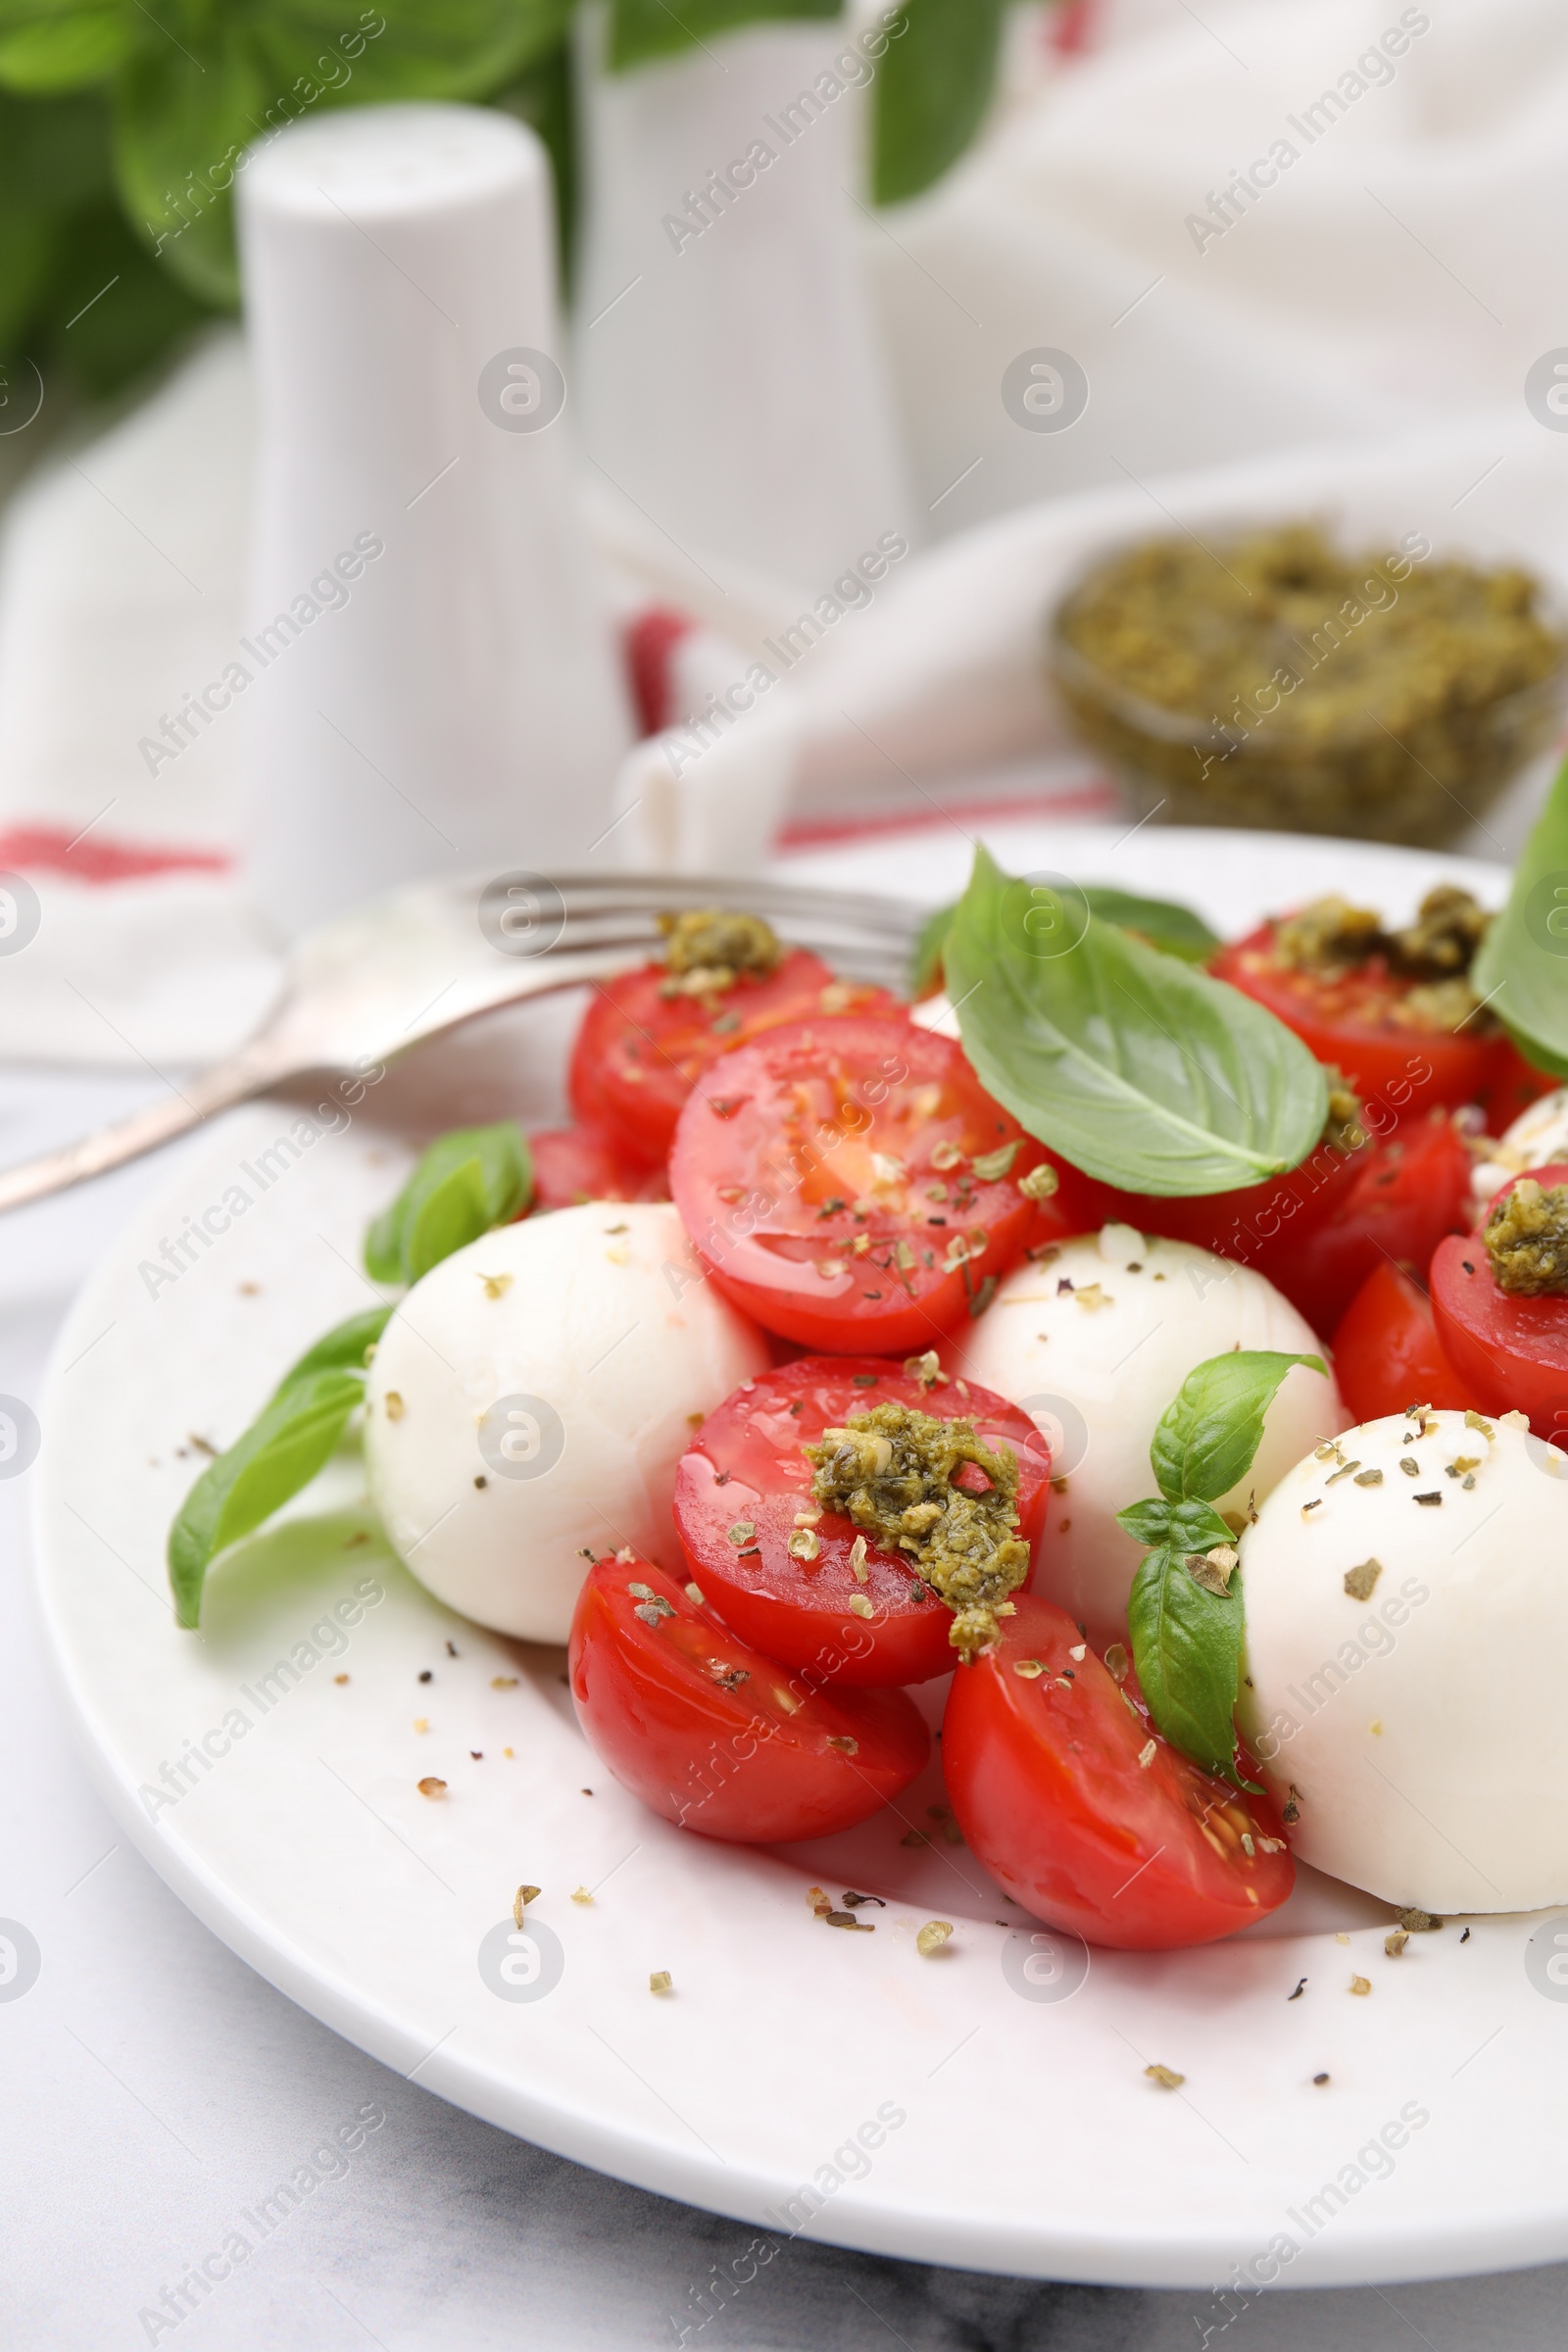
673;1355;1053;1688
1430;1163;1568;1442
527;1124;669;1210
1087;1133;1366;1287
568;1552;929;1840
1477;1035;1563;1137
1211;922;1492;1123
669;1015;1048;1354
1246;1112;1475;1331
1332;1260;1473;1423
568;950;895;1164
942;1593;1293;1949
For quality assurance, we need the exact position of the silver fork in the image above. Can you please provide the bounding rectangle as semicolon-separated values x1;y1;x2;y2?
0;870;925;1214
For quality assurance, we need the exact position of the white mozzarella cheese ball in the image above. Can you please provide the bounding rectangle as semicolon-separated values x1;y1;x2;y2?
1238;1408;1568;1912
1471;1085;1568;1208
956;1224;1348;1643
364;1202;769;1640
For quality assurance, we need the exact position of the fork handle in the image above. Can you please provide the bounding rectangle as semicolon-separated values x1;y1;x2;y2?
0;1047;284;1215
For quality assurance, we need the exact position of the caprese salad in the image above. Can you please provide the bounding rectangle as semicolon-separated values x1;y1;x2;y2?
167;784;1568;1950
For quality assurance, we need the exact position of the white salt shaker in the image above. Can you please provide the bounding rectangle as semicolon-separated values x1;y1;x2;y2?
236;102;632;933
573;5;916;594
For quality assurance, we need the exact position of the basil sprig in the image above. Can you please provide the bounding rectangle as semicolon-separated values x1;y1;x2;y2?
169;1121;533;1624
168;1307;391;1628
1116;1350;1326;1788
1472;754;1568;1080
365;1122;531;1285
944;847;1328;1197
911;882;1220;994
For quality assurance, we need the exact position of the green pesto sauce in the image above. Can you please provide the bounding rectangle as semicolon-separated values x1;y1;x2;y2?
806;1400;1028;1661
657;906;783;998
1485;1177;1568;1297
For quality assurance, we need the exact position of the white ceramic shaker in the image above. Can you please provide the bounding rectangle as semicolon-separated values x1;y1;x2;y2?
573;5;916;596
236;102;632;933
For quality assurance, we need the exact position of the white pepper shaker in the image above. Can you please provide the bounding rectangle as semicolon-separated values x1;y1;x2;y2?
236;101;632;933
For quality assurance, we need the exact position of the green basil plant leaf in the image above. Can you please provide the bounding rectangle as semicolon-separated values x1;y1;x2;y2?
945;845;1328;1197
280;1304;394;1387
168;1368;367;1628
1118;1348;1327;1782
1114;1495;1235;1554
1126;1544;1255;1790
1472;753;1568;1080
0;6;130;95
910;881;1220;995
1150;1349;1325;1505
365;1122;531;1286
1078;885;1221;963
871;0;1005;206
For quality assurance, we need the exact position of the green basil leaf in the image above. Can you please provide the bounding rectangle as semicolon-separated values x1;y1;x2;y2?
168;1369;366;1628
1115;1495;1234;1552
1079;886;1221;964
910;882;1219;993
871;0;1005;207
1472;754;1568;1080
944;846;1330;1196
111;31;266;304
1150;1349;1325;1505
365;1121;531;1284
608;0;838;72
276;1305;393;1390
0;8;129;94
1127;1544;1255;1788
910;882;1221;997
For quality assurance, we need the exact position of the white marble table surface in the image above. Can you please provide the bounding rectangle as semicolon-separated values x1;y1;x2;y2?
6;1065;1568;2352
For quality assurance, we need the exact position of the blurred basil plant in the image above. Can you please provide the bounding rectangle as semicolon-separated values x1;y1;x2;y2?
0;0;1014;403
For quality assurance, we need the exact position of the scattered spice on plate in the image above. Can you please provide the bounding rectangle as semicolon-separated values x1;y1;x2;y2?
333;1673;349;1686
1398;1907;1443;1932
414;1717;429;1734
1349;1975;1372;1995
492;1675;518;1689
1313;2072;1330;2086
514;1886;540;1925
1385;1928;1409;1957
1344;1558;1382;1601
649;1971;672;1994
1288;1977;1306;2001
571;1886;593;1905
417;1777;446;1799
385;1392;405;1421
1145;2064;1185;2090
917;1921;954;1956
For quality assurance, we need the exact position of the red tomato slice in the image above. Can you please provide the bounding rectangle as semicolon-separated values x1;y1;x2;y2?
1243;1112;1475;1332
567;949;896;1164
568;1552;929;1840
673;1355;1054;1688
1087;1133;1366;1289
1477;1035;1563;1137
1430;1162;1568;1442
527;1124;670;1210
1211;923;1492;1123
942;1593;1295;1950
669;1015;1047;1354
1332;1260;1473;1422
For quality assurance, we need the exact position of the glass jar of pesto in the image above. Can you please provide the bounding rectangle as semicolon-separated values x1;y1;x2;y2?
1049;524;1568;846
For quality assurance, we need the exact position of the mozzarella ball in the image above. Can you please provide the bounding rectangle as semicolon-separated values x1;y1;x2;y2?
364;1202;769;1640
1238;1408;1568;1912
1472;1085;1568;1208
956;1224;1347;1643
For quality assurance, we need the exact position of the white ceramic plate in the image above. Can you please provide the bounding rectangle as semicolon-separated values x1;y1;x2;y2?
35;826;1568;2292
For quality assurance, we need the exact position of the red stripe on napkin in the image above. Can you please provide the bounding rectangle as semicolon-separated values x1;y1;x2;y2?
0;825;232;884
